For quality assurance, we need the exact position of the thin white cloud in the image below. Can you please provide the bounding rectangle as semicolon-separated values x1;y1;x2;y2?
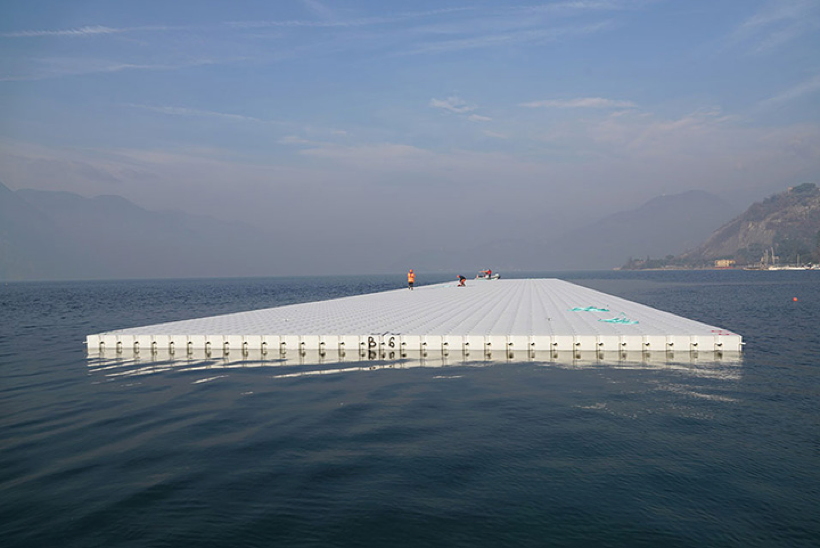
521;1;639;15
482;130;508;139
298;125;352;139
577;107;741;156
128;104;271;123
301;0;336;20
759;74;820;107
410;0;640;38
0;56;237;82
0;25;180;38
468;114;492;122
520;97;636;108
731;0;819;53
408;21;613;54
430;96;476;114
278;135;315;145
228;7;473;29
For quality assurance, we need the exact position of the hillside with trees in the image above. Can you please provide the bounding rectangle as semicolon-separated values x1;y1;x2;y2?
621;183;820;269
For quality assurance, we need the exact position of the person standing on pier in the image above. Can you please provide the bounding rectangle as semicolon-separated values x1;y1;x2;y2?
407;269;415;290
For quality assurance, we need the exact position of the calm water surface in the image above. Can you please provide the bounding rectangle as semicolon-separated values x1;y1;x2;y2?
1;271;819;547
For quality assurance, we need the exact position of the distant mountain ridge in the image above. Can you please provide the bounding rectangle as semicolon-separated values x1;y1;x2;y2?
401;189;738;272
536;190;738;270
0;182;284;280
0;183;104;280
680;183;820;265
0;182;753;280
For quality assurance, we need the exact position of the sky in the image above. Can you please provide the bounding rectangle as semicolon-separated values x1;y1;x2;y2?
1;0;819;273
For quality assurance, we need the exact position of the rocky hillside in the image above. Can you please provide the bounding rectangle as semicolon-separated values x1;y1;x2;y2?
682;183;820;265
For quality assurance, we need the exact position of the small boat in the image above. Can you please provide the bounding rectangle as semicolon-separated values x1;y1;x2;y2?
475;272;501;280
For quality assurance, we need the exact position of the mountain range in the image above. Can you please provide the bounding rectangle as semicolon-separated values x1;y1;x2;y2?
399;190;740;273
680;183;820;266
1;182;283;280
532;190;739;270
0;182;746;280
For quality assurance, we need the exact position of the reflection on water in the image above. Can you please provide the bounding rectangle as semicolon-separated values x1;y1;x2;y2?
88;348;742;381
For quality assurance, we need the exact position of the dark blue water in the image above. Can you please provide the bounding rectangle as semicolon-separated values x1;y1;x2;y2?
2;271;819;547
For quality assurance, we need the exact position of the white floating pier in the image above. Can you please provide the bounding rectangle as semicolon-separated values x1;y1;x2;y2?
86;279;742;357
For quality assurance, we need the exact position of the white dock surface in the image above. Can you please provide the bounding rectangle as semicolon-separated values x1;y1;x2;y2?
87;279;742;355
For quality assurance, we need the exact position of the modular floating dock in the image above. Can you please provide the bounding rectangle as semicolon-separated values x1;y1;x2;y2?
86;279;742;361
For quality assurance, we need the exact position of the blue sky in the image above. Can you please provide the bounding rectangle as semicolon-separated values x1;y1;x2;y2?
1;0;819;271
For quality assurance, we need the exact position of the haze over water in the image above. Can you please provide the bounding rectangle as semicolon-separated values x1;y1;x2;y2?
2;270;819;547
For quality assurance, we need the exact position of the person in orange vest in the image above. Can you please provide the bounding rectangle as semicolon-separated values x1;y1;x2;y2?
407;269;416;290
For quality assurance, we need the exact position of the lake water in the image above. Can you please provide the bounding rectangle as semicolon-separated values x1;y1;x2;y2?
2;271;819;547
